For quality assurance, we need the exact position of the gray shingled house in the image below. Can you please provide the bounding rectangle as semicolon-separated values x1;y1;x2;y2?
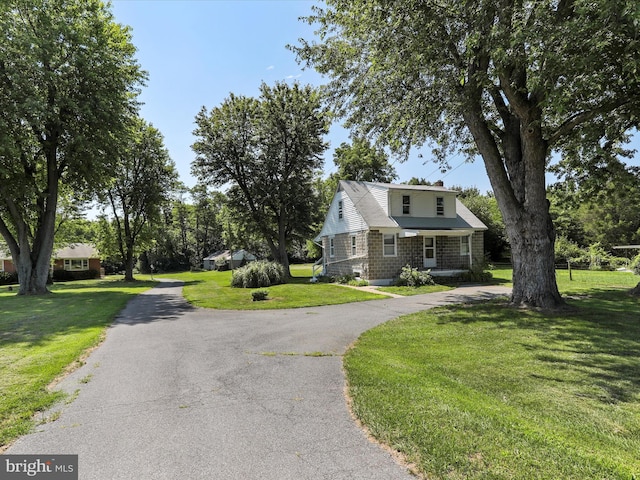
314;180;488;285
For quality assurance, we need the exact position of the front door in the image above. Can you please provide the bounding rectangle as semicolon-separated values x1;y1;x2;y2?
423;236;436;268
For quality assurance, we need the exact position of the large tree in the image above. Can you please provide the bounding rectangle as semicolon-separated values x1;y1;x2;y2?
192;81;328;276
332;137;397;182
294;0;640;308
102;118;177;281
0;0;144;294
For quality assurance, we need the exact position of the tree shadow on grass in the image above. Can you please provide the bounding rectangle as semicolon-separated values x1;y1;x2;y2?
436;289;640;405
0;281;195;346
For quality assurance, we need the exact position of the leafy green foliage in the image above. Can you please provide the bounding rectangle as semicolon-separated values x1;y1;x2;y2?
0;0;145;294
396;265;435;287
631;255;640;276
101;118;178;281
0;271;18;286
251;289;269;301
293;0;640;308
325;137;398;194
230;260;286;289
192;82;329;275
51;269;100;282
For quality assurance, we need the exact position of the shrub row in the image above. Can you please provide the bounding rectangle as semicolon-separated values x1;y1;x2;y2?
0;271;18;285
52;269;100;282
231;260;286;288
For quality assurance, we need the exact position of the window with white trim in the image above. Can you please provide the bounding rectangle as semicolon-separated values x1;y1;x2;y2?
338;200;343;220
402;195;410;215
64;259;89;271
351;235;357;256
436;197;444;216
460;236;470;255
383;234;397;257
329;237;335;257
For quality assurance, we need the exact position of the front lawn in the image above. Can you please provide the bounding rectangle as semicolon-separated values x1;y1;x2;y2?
345;269;640;479
156;267;385;309
0;278;155;450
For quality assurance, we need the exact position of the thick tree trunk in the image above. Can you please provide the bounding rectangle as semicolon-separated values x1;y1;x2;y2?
16;250;50;295
463;93;565;309
506;210;564;309
630;282;640;297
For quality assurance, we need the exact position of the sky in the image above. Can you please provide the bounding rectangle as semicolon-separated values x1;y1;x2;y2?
109;0;494;194
109;0;639;196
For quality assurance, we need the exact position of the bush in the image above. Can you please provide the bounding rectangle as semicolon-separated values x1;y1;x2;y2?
335;274;355;284
231;260;286;288
251;289;269;301
396;265;434;287
0;271;18;285
632;255;640;276
52;269;100;282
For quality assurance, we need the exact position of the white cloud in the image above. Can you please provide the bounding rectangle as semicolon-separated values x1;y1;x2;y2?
285;74;302;79
266;65;275;70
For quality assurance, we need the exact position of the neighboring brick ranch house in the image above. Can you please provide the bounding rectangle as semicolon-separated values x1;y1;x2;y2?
314;180;487;285
52;243;101;273
0;243;100;274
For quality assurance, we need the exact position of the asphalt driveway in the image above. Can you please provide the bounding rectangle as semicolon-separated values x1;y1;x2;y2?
7;281;510;479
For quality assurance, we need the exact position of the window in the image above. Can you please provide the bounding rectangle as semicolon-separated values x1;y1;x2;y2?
383;234;397;257
329;237;335;257
338;200;343;220
460;236;470;255
64;259;89;271
402;195;410;215
436;196;444;216
351;235;357;256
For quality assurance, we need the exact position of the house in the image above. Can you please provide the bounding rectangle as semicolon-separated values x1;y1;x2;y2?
1;242;100;279
52;243;101;273
314;180;488;285
203;249;257;270
0;246;16;274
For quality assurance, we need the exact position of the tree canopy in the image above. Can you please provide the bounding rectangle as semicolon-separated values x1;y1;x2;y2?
0;0;144;294
294;0;640;308
101;118;177;281
191;81;329;276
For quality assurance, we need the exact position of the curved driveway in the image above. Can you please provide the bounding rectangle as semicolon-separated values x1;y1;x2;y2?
8;281;510;479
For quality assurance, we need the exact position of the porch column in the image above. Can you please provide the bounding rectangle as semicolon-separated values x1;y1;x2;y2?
468;233;473;269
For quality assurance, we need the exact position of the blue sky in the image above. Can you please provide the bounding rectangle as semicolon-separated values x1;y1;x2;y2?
110;0;494;193
110;1;638;196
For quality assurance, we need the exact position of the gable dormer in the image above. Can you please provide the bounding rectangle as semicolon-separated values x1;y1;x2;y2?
387;185;457;218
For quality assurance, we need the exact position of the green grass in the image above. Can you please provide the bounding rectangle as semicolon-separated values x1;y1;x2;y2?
344;269;640;479
156;267;385;309
0;278;155;449
377;284;453;296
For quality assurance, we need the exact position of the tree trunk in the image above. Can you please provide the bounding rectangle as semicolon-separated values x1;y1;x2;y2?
124;241;136;282
16;250;50;295
506;210;564;309
630;282;640;297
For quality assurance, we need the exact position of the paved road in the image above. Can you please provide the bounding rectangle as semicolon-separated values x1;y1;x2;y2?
7;281;510;479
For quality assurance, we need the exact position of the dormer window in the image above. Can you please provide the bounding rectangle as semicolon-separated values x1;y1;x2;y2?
402;195;410;215
338;200;343;220
436;196;444;216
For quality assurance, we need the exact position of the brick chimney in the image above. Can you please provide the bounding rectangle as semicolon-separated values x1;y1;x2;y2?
434;180;444;187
